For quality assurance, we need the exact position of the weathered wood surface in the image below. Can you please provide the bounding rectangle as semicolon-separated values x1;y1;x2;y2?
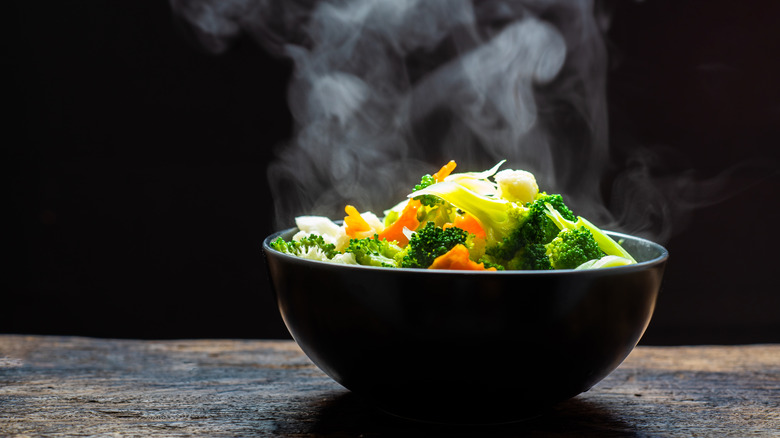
1;336;778;437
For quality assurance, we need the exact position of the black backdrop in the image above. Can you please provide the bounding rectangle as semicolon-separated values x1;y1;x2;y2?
6;0;779;344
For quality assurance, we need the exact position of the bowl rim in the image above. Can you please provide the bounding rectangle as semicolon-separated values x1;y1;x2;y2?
262;226;668;275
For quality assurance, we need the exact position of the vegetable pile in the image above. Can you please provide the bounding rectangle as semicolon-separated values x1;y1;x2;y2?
270;160;636;271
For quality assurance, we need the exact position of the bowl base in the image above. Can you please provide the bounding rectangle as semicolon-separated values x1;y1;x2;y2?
366;391;559;426
377;405;545;426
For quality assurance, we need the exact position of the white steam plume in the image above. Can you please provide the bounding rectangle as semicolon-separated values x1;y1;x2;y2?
179;0;771;248
172;0;616;229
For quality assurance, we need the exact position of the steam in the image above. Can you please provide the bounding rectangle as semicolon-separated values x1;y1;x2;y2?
171;0;737;243
172;0;613;224
607;147;773;243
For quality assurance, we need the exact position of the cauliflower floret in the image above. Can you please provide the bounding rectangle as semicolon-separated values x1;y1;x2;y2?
494;169;539;204
331;252;358;265
360;211;385;234
294;216;351;251
294;216;341;237
294;211;387;252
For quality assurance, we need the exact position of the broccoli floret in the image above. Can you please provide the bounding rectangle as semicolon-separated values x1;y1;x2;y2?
477;258;505;271
270;234;339;261
485;199;635;270
412;174;444;207
536;193;576;221
543;203;637;263
521;243;554;270
484;194;574;268
345;235;404;268
546;227;606;269
515;194;575;248
489;198;557;259
489;242;552;271
398;222;469;269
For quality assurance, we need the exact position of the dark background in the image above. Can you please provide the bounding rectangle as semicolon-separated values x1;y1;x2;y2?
6;0;779;344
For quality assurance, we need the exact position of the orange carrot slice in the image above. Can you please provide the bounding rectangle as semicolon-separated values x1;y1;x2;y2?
344;205;372;238
428;244;496;271
450;213;486;239
377;199;420;247
433;160;457;182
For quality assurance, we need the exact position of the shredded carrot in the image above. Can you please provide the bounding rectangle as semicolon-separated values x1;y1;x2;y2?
428;244;496;271
445;213;486;239
432;160;457;182
377;199;421;247
344;205;372;238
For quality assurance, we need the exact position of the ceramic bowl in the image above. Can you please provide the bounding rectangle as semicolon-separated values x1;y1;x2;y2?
263;229;668;423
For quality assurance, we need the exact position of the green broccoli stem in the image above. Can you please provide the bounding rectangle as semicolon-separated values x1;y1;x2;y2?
575;255;635;270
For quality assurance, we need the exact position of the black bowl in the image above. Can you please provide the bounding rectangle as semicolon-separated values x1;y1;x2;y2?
263;229;668;424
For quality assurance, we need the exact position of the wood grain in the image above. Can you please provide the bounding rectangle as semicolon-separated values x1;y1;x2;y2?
1;336;778;437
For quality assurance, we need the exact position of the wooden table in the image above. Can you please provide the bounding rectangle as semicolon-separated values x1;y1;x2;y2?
1;336;778;437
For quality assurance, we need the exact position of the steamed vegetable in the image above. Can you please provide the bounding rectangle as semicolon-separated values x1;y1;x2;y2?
270;234;339;262
546;227;605;270
377;200;420;246
344;235;404;268
428;244;497;271
397;221;470;269
270;160;637;271
412;159;456;207
478;193;579;270
542;203;636;263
